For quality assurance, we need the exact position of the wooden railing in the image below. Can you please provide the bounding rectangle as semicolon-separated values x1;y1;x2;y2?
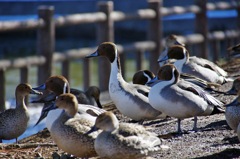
0;0;239;111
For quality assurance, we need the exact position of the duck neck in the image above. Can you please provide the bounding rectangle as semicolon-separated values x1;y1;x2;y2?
173;55;187;73
15;94;26;109
110;51;125;84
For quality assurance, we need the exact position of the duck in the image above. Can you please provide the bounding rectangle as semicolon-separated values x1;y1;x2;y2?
158;34;184;67
86;111;168;159
132;69;223;94
159;34;228;77
32;75;106;130
147;64;224;133
158;45;230;84
85;42;167;123
227;43;240;58
0;83;42;143
32;85;102;108
224;77;240;132
45;93;100;158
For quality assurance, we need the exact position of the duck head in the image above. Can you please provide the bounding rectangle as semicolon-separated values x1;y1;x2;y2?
132;70;156;85
33;75;70;95
165;34;185;48
44;93;78;117
158;45;189;63
86;112;119;134
86;86;102;108
16;83;43;97
147;64;180;86
85;42;117;63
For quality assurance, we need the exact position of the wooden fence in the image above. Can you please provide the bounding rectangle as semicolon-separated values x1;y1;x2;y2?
0;0;239;111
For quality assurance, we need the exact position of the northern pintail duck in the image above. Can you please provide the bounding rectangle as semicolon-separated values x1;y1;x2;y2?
0;83;42;143
224;77;240;132
133;69;223;94
147;64;224;133
45;93;100;158
32;83;102;108
158;45;230;84
159;34;228;77
85;42;167;122
86;111;168;159
227;43;240;58
33;75;105;130
158;34;184;67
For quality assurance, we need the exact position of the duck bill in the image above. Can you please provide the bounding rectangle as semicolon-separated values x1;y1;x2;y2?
43;103;58;112
146;76;158;86
157;55;169;63
34;110;48;127
85;51;99;58
226;86;238;95
30;89;43;95
96;99;103;109
175;40;185;46
85;125;99;135
33;84;47;90
224;97;239;107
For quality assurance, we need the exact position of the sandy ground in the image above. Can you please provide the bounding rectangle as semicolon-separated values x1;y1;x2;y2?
0;60;240;159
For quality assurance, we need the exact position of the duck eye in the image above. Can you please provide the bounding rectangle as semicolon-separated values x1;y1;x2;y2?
103;47;105;49
25;86;28;89
50;80;53;83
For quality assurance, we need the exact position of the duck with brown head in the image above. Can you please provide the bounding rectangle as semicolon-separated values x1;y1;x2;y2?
0;83;42;143
158;45;230;84
45;93;100;158
32;76;102;108
86;111;169;159
159;34;228;77
86;42;167;123
32;75;105;130
147;64;224;133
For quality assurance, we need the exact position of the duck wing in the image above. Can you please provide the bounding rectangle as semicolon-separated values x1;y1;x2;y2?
178;80;222;106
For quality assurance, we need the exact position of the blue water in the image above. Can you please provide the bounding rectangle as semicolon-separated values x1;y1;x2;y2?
0;10;237;21
163;9;237;20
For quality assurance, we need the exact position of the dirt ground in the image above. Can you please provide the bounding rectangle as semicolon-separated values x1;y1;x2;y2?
1;60;240;159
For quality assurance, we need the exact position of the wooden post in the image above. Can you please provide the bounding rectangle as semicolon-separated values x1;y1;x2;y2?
0;69;6;111
62;61;70;82
195;0;208;59
147;0;162;74
96;1;114;91
83;58;90;90
20;67;29;105
37;6;55;96
212;40;220;62
136;49;144;71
